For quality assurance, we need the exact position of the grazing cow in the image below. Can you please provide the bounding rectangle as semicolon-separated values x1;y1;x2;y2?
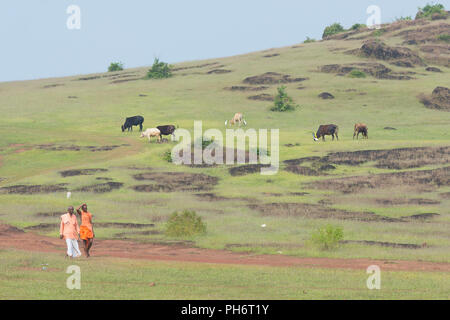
140;128;161;143
156;125;177;140
121;116;144;132
313;124;339;141
353;123;368;139
225;112;247;127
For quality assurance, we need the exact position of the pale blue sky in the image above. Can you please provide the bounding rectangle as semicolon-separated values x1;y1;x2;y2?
0;0;447;82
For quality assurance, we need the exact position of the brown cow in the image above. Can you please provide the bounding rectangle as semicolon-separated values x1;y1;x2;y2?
353;123;368;139
225;112;247;127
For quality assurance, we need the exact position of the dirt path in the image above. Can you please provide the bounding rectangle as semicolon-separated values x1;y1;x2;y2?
1;224;449;272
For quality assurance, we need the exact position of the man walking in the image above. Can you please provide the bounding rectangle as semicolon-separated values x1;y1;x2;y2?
76;203;94;258
60;206;81;258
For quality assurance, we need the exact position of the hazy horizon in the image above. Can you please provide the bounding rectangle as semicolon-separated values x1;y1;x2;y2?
0;0;446;82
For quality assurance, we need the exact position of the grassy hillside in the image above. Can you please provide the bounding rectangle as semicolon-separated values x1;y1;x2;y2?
0;14;449;276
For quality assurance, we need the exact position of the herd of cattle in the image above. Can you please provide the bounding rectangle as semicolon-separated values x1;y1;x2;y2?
121;114;368;142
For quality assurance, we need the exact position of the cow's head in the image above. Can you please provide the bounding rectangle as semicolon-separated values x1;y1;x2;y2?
121;125;125;132
140;132;145;138
312;131;319;141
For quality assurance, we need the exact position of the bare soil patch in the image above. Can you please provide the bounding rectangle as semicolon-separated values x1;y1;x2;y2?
248;202;399;222
285;166;324;176
110;77;141;84
319;62;415;80
207;69;232;74
1;223;449;272
75;182;123;193
25;221;155;231
419;86;450;111
310;167;449;194
248;93;274;101
59;168;108;177
425;66;442;72
375;198;440;206
384;126;397;130
354;40;425;67
243;72;308;85
342;240;423;249
0;184;68;195
396;22;450;45
43;84;64;89
229;164;271;176
285;146;450;170
194;193;233;201
172;62;220;72
401;213;440;221
262;53;280;58
318;92;334;99
132;172;218;192
224;85;269;91
36;144;126;152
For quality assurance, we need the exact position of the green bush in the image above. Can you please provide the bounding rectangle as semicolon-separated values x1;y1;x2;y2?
416;3;446;19
372;28;386;37
350;23;366;30
108;62;124;72
348;69;367;78
395;16;412;21
303;37;316;43
146;58;172;79
322;23;345;39
437;34;450;42
165;210;206;237
163;150;172;163
270;86;297;112
311;224;344;250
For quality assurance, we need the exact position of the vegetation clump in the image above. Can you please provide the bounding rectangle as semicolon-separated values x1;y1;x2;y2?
303;37;316;43
270;86;297;112
165;210;207;237
415;3;447;20
311;224;344;250
322;23;345;39
349;69;367;78
350;23;366;30
147;58;172;79
108;62;124;72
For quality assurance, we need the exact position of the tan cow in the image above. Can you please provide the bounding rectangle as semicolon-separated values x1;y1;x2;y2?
353;123;368;139
225;112;247;127
140;128;161;143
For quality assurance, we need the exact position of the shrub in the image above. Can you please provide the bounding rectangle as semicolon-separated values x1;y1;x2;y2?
348;69;367;78
437;34;450;42
108;62;124;72
163;150;172;163
350;23;366;30
395;16;412;21
270;86;297;112
416;3;446;19
146;58;172;79
165;210;206;237
372;28;386;37
303;37;316;43
322;23;345;39
311;224;344;250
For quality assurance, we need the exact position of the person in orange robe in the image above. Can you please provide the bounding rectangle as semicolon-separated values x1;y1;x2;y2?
76;203;95;257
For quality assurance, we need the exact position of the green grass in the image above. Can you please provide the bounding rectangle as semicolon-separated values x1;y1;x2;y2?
0;17;449;299
1;250;449;299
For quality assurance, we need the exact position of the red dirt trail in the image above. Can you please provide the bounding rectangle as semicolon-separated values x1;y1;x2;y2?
1;224;449;272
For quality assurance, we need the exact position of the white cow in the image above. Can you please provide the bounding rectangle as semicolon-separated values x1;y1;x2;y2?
140;128;161;143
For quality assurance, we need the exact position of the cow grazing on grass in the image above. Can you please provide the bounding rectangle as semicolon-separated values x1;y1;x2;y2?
122;116;144;132
140;128;161;143
156;125;177;140
225;112;247;127
313;124;339;141
353;123;368;139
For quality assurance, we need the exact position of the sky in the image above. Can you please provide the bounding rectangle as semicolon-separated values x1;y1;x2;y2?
0;0;447;82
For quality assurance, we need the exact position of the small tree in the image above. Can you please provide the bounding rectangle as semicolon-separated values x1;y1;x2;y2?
311;224;344;250
416;3;446;19
270;86;297;112
322;23;345;39
147;58;172;79
303;37;316;43
108;62;124;72
165;210;206;237
350;23;366;30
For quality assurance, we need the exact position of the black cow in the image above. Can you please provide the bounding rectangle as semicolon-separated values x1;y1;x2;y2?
157;125;177;139
121;116;144;132
313;124;339;141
